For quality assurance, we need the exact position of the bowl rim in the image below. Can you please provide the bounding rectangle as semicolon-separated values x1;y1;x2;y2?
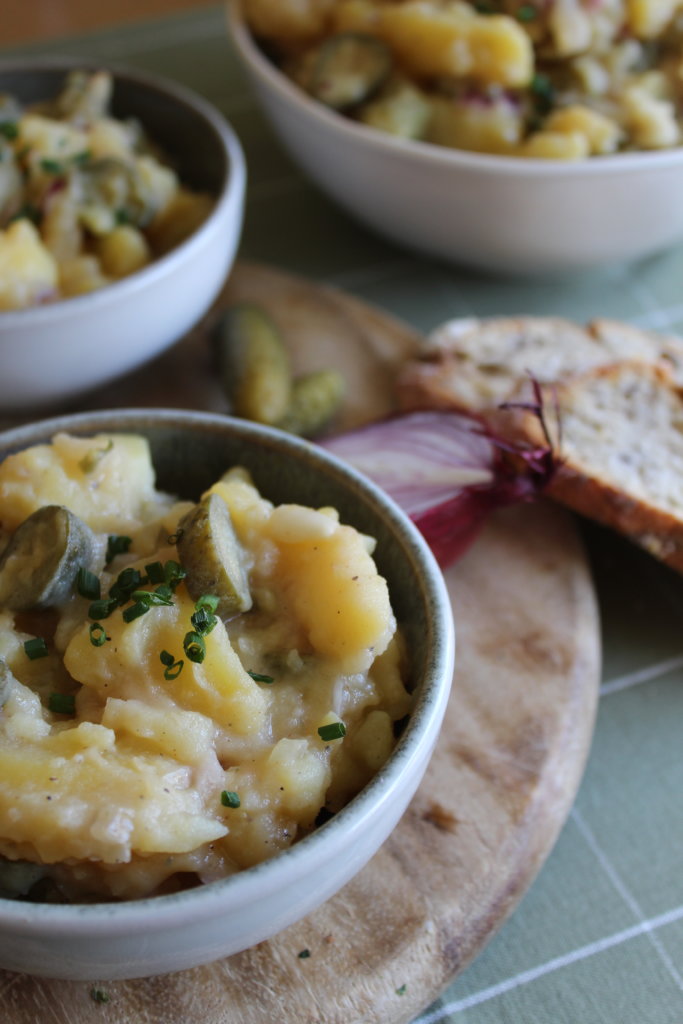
0;55;246;326
0;407;455;936
227;0;683;180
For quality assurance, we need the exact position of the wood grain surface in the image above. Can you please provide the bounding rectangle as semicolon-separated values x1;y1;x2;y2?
0;262;602;1023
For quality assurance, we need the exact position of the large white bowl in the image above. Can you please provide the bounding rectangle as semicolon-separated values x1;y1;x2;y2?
227;0;683;275
0;59;246;410
0;408;455;980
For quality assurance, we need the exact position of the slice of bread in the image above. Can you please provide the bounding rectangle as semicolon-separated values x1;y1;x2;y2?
497;361;683;572
396;315;683;573
397;315;683;414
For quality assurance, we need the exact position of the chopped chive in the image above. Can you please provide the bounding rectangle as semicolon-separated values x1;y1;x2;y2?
163;560;187;589
131;588;173;607
114;207;131;225
516;4;537;19
317;721;346;742
110;567;143;604
191;607;217;636
89;623;108;647
530;72;555;115
160;649;183;679
89;987;110;1004
48;692;75;715
145;561;165;584
88;597;116;620
395;984;407;996
122;601;148;623
76;567;101;601
71;149;91;165
195;594;219;614
248;671;275;684
220;790;240;808
298;949;311;959
24;637;48;660
106;534;132;563
39;157;65;175
183;631;206;664
0;121;18;140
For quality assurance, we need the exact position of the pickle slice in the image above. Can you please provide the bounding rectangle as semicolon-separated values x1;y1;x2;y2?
276;368;345;437
215;303;292;425
309;33;392;110
0;505;96;610
176;493;252;618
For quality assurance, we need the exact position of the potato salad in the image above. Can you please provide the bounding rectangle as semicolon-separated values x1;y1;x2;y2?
242;0;683;158
0;70;213;311
0;433;411;902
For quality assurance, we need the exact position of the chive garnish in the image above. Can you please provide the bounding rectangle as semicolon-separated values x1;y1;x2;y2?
530;72;555;116
516;4;537;19
40;158;65;175
163;560;186;588
76;567;101;601
88;597;116;620
183;631;206;663
220;790;240;808
191;606;217;636
130;588;174;607
106;534;132;563
317;721;346;742
48;693;75;715
145;561;165;584
71;149;91;165
109;567;143;604
298;949;311;959
90;988;110;1004
195;594;219;613
24;637;48;660
0;121;18;140
160;650;183;679
122;601;148;623
396;984;407;996
248;671;275;684
89;623;108;647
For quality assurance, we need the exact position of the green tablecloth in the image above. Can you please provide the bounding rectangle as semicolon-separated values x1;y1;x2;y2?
6;8;683;1021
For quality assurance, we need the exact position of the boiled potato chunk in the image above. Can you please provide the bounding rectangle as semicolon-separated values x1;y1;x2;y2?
0;729;226;864
0;432;166;533
63;583;268;738
267;510;395;672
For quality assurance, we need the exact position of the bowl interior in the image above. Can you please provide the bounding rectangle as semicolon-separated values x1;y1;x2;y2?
0;408;446;742
0;61;229;194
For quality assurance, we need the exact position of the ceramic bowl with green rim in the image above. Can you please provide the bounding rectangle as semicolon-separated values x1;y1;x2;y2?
0;58;245;410
0;409;455;980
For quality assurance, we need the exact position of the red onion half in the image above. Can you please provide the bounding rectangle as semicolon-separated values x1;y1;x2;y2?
321;399;558;567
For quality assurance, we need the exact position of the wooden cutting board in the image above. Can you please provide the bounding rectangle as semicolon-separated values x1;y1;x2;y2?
0;262;601;1024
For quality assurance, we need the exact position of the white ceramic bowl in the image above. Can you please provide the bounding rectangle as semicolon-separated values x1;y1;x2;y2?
0;408;454;980
0;59;246;411
227;0;683;275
